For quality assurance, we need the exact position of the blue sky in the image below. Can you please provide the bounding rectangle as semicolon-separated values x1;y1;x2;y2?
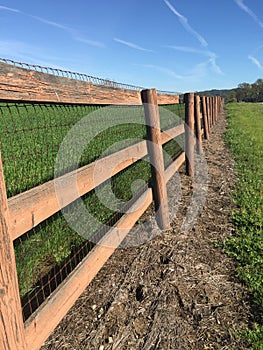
1;0;263;92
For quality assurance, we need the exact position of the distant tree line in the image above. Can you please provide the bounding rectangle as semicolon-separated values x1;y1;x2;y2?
235;79;263;102
196;78;263;103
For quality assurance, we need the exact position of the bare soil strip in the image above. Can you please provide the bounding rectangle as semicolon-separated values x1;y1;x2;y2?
41;114;253;350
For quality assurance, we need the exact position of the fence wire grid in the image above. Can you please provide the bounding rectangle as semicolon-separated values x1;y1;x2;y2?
0;101;184;321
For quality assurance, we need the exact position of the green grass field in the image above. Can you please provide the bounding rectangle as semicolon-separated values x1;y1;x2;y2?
224;102;263;349
0;102;184;299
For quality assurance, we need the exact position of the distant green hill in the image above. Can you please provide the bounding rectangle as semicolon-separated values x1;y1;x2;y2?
195;88;237;103
194;78;263;103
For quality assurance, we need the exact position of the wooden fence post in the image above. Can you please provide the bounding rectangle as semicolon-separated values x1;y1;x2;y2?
214;96;217;123
141;89;170;230
0;153;25;350
210;97;214;127
201;96;209;140
184;93;195;177
214;96;217;122
222;97;225;112
205;97;210;133
220;97;223;113
194;95;202;153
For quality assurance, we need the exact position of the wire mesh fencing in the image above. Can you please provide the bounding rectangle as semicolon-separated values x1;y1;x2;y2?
1;102;172;321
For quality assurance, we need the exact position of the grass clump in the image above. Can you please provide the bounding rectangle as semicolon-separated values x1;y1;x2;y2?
224;102;263;349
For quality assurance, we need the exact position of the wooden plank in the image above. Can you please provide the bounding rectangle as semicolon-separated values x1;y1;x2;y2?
8;121;182;241
24;188;153;350
141;89;170;230
160;124;184;144
164;152;185;183
0;154;25;350
157;94;179;105
0;62;140;105
0;62;178;106
8;140;148;241
194;95;202;154
184;93;195;177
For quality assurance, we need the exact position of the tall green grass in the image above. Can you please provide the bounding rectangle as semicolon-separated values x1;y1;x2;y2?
0;102;184;299
224;102;263;349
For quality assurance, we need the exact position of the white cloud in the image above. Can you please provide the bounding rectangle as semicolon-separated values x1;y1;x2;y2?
165;45;214;57
29;15;71;31
163;0;208;47
30;15;105;47
209;57;223;75
0;6;105;48
0;40;63;67
164;45;223;75
74;37;105;48
234;0;263;28
114;38;153;52
248;55;263;71
0;39;89;70
0;5;20;13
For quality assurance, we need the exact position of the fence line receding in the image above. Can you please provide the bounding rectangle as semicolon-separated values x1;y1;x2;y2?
0;59;224;350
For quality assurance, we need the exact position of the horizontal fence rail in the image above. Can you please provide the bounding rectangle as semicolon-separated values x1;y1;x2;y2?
0;60;224;350
0;59;179;105
8;123;185;241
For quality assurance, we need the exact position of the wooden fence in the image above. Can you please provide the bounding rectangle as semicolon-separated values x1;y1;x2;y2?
0;61;224;350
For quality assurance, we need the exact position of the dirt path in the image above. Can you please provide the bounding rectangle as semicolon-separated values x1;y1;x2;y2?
42;114;253;350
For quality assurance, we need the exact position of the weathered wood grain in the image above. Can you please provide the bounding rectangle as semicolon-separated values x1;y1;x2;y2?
184;93;195;177
8;123;184;241
194;95;202;154
201;96;209;140
0;62;178;105
164;152;185;183
24;187;153;350
141;89;170;229
0;154;25;350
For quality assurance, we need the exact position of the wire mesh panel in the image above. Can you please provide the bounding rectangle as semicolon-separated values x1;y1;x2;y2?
0;102;153;321
0;103;104;197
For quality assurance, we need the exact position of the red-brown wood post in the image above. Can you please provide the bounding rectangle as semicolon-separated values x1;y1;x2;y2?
214;96;218;122
222;97;225;112
211;97;214;126
219;96;222;115
184;92;195;177
0;154;25;350
205;97;211;133
207;97;210;129
201;96;209;140
210;97;214;127
141;89;170;230
194;95;202;153
214;96;217;123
